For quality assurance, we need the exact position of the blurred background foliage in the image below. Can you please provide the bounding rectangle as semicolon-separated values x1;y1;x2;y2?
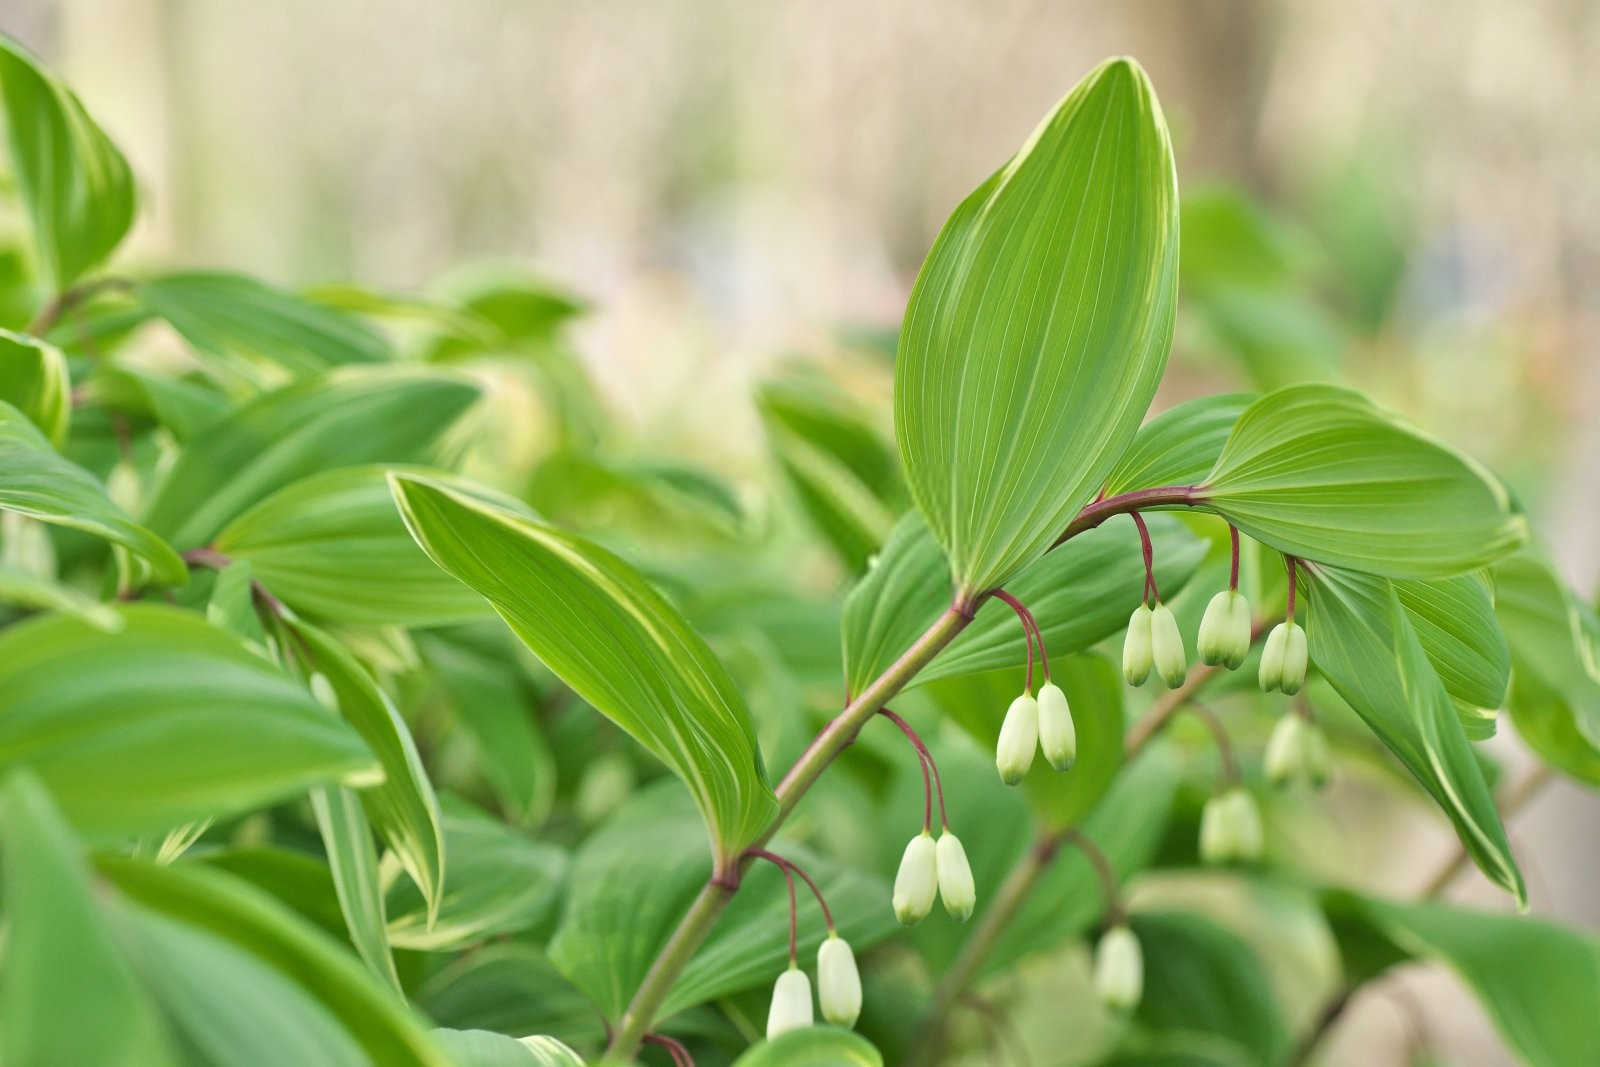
3;2;1598;1064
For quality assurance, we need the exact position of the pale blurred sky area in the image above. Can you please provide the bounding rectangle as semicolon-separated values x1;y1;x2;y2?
5;3;1599;1063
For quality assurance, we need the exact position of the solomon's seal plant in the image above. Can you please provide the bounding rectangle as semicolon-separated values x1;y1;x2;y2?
0;35;1595;1067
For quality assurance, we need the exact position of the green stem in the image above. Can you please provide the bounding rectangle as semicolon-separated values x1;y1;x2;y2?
602;604;974;1062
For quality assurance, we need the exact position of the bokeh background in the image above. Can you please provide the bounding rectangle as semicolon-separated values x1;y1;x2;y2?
7;2;1598;1063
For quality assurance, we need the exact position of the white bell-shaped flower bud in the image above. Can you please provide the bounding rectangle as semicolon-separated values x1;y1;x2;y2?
1226;787;1263;860
1258;622;1289;693
1150;602;1188;688
766;965;814;1038
1037;681;1076;771
1123;604;1154;686
1094;924;1144;1013
892;832;938;925
995;692;1039;785
1198;790;1232;864
1278;621;1308;696
1304;721;1332;789
936;831;977;922
1263;714;1309;788
816;934;862;1027
1198;590;1252;669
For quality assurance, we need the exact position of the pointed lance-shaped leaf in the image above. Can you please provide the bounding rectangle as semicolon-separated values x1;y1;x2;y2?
894;57;1179;598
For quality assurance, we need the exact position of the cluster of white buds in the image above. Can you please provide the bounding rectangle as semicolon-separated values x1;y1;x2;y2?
759;850;863;1037
1122;602;1187;688
765;934;864;1037
996;681;1077;783
893;829;975;924
1198;786;1263;864
1197;589;1252;669
1259;620;1308;695
1264;713;1331;789
1093;924;1144;1013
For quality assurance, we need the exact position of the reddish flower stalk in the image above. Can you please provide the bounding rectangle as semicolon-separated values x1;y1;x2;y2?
644;1033;695;1067
1131;511;1159;604
746;848;836;937
1228;524;1241;591
878;707;950;830
991;589;1050;686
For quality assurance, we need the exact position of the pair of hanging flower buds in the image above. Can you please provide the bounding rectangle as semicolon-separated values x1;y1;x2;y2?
759;850;865;1038
992;592;1078;784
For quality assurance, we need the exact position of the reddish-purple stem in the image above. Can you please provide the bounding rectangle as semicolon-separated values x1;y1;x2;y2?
991;589;1050;684
1228;525;1241;591
1130;511;1159;604
644;1033;695;1067
1285;555;1298;619
878;707;950;830
747;848;836;935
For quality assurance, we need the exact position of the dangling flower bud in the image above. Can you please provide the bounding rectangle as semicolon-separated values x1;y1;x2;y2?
1093;924;1143;1013
995;692;1039;785
1150;602;1187;688
1122;604;1153;686
892;832;938;925
766;965;814;1038
816;934;862;1027
1279;621;1308;695
1259;622;1287;692
1199;787;1263;863
1304;721;1332;789
936;831;976;921
1263;713;1309;788
1198;590;1251;669
1037;681;1076;771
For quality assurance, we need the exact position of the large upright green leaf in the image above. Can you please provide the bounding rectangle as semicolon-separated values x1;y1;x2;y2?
1322;891;1600;1067
136;270;390;377
756;373;905;572
842;511;1204;696
0;327;69;442
216;466;489;626
98;856;449;1067
0;36;136;288
1304;566;1522;901
894;57;1179;597
0;604;376;837
1102;394;1251;496
143;368;479;550
1492;551;1600;784
0;400;185;582
1;773;173;1067
1202;385;1526;578
391;474;776;861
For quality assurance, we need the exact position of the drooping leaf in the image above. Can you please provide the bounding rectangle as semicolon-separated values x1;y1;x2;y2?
1395;573;1509;714
0;400;185;583
384;802;566;952
310;785;402;992
1492;550;1600;784
216;465;490;625
1321;890;1600;1067
0;36;136;287
142;368;479;550
1202;385;1526;578
842;511;1205;696
1304;566;1522;901
0;772;173;1067
1102;394;1252;497
894;57;1179;597
756;373;905;572
1126;911;1289;1066
0;604;376;837
136;270;390;377
731;1027;883;1067
430;1030;587;1067
0;327;69;442
391;474;777;861
97;855;449;1067
284;617;445;922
